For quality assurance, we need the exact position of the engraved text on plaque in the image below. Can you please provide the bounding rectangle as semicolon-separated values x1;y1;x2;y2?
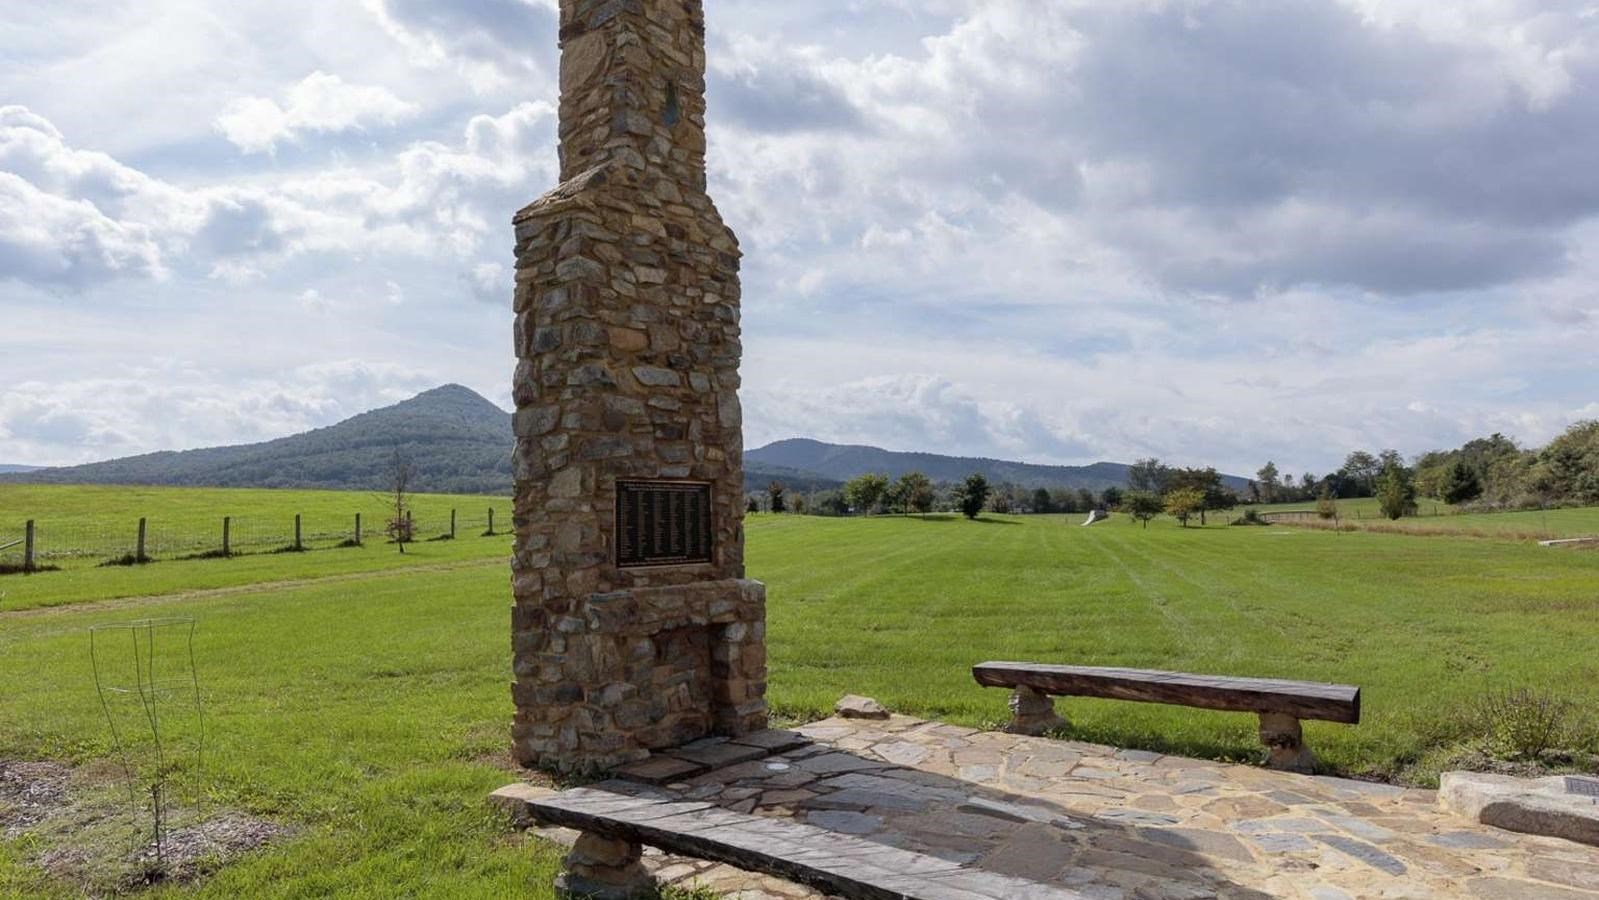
616;480;713;567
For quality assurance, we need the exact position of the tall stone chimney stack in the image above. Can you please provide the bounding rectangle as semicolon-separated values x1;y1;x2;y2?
509;0;767;772
554;0;709;188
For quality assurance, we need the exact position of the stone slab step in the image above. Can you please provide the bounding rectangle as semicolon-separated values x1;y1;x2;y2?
526;779;1091;900
1441;772;1599;847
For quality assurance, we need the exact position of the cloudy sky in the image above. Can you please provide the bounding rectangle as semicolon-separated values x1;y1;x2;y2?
3;0;1598;477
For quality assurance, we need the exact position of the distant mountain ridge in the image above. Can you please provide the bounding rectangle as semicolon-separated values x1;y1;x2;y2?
4;385;512;494
747;438;1139;492
4;386;1243;495
0;464;39;474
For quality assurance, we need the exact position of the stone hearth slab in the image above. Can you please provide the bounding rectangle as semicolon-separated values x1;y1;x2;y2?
616;756;706;785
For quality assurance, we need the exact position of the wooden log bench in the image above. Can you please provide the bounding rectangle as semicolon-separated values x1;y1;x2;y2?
972;661;1360;773
515;780;1091;900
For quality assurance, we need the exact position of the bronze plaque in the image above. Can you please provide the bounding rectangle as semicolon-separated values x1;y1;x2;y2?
616;480;713;567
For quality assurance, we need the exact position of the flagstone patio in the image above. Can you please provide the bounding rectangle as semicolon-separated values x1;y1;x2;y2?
506;713;1599;899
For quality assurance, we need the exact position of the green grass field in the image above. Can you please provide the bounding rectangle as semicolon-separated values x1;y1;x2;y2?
0;485;514;613
0;484;511;567
3;487;1598;896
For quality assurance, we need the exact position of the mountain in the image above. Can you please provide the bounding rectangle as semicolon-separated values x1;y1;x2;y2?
5;386;1246;497
0;465;40;474
746;438;1251;493
5;385;512;494
742;461;842;493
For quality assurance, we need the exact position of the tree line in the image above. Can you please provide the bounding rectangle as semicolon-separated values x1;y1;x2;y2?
746;469;1226;523
1243;419;1599;520
744;419;1599;527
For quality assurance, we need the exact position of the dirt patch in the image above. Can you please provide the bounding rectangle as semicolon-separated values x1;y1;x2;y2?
0;759;72;835
3;758;290;894
112;813;292;891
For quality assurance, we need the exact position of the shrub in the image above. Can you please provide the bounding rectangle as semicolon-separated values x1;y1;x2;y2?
1473;687;1575;761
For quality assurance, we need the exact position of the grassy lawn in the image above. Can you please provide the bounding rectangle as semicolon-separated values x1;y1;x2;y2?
1;564;560;898
0;484;511;567
3;489;1598;895
750;513;1599;775
0;484;514;612
0;533;511;613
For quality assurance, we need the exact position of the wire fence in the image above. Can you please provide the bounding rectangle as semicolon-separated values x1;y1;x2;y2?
0;505;510;573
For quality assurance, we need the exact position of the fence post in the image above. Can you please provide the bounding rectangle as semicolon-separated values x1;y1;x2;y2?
137;517;147;561
487;508;494;535
23;520;34;573
222;516;231;556
450;509;457;539
294;514;302;551
355;512;362;546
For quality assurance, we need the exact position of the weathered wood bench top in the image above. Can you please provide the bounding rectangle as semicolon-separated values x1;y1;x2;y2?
528;780;1090;900
973;661;1360;724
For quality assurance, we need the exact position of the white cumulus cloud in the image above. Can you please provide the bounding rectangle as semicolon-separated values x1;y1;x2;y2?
215;71;420;154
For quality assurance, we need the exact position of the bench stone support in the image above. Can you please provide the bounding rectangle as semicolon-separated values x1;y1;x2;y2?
555;831;653;900
1258;712;1315;773
1005;686;1068;736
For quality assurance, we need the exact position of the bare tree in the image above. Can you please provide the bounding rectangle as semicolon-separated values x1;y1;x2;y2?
385;449;416;553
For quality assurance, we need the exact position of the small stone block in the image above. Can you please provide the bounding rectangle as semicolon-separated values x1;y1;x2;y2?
615;756;705;785
835;694;890;720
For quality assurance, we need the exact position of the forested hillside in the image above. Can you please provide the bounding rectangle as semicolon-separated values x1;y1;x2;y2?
5;385;513;494
746;438;1250;493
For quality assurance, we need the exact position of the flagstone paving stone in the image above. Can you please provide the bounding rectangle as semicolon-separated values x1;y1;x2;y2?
508;712;1599;898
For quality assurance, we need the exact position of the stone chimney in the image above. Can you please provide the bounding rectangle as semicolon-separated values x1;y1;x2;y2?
509;0;767;772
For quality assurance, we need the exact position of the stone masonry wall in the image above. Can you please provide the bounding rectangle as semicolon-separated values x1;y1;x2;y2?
510;0;767;772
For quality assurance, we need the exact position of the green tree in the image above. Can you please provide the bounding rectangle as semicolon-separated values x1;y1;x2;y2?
842;473;889;515
1255;461;1281;503
1123;490;1163;528
1100;486;1123;509
1128;458;1172;494
746;495;760;514
767;480;786;514
1076;488;1096;512
1376;460;1419;520
1168;467;1232;525
1031;488;1054;514
1439;460;1482;505
955;473;992;520
1162;488;1204;527
1535;421;1599;505
1340;450;1381;497
891;471;935;516
817;491;849;516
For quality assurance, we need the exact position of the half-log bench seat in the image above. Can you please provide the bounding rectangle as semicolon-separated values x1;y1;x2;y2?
524;780;1090;900
972;661;1360;773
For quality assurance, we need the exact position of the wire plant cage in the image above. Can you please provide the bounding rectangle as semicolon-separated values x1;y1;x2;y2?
89;617;206;879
